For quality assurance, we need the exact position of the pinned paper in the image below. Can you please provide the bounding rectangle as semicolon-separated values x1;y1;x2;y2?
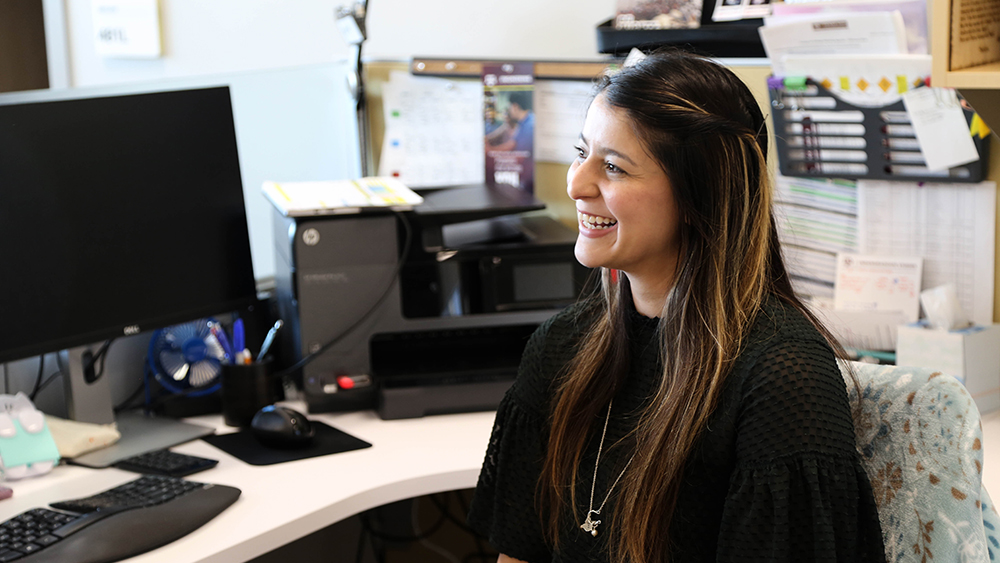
858;180;996;327
534;80;592;164
759;12;908;75
91;0;162;58
902;87;979;171
378;71;484;188
834;253;923;321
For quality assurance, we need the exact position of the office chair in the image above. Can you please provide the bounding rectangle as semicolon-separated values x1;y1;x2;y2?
841;360;1000;562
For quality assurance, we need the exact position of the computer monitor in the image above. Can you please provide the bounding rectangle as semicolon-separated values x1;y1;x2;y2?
0;86;257;462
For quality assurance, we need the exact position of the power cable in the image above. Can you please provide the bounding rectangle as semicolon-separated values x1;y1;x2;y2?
30;353;67;401
90;339;114;380
30;355;45;399
33;370;63;398
115;381;147;413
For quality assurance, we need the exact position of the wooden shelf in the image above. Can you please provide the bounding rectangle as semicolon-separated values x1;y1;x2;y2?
411;58;612;80
938;62;1000;90
930;0;1000;90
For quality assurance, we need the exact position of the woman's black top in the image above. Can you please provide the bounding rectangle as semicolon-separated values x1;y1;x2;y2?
467;295;886;562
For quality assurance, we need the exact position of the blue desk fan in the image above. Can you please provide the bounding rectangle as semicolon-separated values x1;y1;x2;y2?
146;319;226;400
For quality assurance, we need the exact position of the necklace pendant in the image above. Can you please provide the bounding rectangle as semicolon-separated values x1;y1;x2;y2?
580;512;601;537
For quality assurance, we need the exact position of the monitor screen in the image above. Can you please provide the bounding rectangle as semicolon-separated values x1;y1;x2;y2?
0;86;256;364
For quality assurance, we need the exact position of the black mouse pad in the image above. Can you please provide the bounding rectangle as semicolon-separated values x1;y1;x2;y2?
202;421;372;466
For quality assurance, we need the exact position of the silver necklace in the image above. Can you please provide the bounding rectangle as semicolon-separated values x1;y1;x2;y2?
580;400;635;537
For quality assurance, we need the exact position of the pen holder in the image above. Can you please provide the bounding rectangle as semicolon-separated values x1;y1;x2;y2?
221;359;278;428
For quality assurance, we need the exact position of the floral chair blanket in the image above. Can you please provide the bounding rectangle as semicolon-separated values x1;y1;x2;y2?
842;360;1000;562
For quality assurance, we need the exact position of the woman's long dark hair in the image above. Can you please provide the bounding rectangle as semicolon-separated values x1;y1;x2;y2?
539;49;852;563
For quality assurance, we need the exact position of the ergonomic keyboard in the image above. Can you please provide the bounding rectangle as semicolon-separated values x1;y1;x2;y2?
0;474;240;563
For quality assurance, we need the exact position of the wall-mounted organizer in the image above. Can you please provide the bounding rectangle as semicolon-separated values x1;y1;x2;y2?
768;77;990;183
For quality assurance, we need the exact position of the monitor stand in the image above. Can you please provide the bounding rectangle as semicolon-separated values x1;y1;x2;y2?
62;345;216;468
63;347;116;425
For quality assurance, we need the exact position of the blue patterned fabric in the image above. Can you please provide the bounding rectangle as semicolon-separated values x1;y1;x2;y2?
842;360;1000;562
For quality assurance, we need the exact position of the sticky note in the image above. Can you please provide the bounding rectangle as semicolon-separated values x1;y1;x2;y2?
902;88;979;171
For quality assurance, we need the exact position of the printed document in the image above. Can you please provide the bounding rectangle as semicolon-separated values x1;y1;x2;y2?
760;12;908;75
378;71;484;188
834;253;922;321
534;80;593;164
858;180;996;325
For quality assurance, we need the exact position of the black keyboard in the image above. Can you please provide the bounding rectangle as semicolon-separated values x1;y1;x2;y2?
0;509;78;561
1;475;240;563
113;449;218;478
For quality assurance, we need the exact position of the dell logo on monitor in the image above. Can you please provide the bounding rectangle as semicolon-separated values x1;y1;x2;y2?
123;325;141;335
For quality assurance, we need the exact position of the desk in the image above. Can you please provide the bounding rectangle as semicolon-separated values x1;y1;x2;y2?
980;409;1000;500
0;408;497;563
7;405;1000;562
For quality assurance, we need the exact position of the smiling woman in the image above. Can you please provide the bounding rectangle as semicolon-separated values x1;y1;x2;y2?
467;49;887;563
568;94;683;317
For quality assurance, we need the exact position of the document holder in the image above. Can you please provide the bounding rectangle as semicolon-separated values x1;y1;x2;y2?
768;76;990;183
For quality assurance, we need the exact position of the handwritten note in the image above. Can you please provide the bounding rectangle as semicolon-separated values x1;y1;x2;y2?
902;87;979;170
834;253;923;321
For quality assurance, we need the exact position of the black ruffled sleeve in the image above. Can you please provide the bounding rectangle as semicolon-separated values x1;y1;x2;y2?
716;338;886;563
467;319;560;563
467;394;551;563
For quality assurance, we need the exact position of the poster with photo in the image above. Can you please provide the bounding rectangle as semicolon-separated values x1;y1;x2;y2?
483;63;535;193
615;0;702;29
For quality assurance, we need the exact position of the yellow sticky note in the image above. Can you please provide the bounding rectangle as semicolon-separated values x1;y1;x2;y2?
896;75;908;94
971;113;991;139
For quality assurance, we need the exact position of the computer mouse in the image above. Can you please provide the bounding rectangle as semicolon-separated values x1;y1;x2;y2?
250;405;315;448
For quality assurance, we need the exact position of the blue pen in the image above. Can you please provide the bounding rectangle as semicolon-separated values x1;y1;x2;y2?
257;319;283;360
209;321;234;362
233;319;245;359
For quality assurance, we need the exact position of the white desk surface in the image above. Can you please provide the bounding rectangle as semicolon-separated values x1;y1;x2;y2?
5;406;1000;562
979;409;1000;501
0;406;497;563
